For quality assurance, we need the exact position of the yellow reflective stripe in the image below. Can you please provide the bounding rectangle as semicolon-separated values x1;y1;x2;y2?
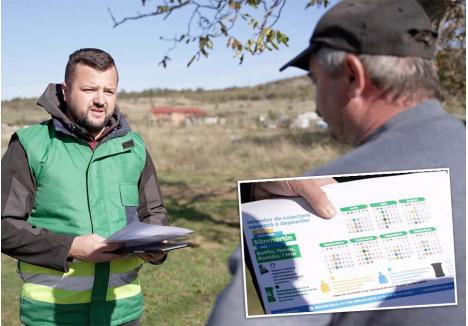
19;261;94;277
20;257;142;304
22;279;141;304
110;256;143;273
106;279;141;301
22;283;92;304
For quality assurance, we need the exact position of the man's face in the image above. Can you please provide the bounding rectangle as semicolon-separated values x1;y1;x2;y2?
308;57;349;142
62;64;118;135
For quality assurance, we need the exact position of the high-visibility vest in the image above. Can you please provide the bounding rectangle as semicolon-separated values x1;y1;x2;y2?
16;120;147;325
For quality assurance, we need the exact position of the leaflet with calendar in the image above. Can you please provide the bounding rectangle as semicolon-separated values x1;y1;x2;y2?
241;171;457;316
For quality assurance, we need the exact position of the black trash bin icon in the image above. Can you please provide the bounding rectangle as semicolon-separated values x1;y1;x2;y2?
431;262;445;277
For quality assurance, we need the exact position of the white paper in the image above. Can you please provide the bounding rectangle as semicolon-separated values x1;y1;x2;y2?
106;221;193;246
241;171;456;316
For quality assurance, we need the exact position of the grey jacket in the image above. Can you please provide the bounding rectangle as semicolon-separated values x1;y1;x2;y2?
207;100;465;326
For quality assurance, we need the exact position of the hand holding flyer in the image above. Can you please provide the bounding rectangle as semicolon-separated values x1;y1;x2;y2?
241;171;457;317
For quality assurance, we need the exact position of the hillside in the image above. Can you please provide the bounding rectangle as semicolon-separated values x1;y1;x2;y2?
1;74;464;127
118;75;314;102
0;76;317;139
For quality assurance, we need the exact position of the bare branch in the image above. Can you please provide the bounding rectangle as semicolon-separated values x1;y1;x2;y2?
256;0;285;32
109;1;192;28
107;7;118;26
268;0;287;28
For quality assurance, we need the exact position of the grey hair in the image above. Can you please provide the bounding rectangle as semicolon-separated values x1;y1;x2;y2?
315;47;444;101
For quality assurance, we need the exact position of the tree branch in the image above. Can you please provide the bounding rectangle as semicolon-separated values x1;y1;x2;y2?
108;0;325;66
108;1;192;28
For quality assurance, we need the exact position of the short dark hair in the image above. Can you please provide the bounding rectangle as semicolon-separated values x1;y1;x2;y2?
65;48;117;85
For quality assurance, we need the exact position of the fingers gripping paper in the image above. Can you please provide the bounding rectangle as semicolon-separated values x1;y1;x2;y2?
241;171;457;316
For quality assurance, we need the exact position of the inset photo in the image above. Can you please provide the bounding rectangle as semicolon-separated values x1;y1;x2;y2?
239;169;457;318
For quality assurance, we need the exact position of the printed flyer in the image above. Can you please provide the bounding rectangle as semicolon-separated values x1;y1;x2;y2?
241;171;457;317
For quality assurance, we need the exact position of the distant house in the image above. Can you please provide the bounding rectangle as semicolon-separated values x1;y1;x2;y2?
150;107;207;126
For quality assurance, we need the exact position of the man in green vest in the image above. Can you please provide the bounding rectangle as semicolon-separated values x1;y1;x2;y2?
2;48;169;325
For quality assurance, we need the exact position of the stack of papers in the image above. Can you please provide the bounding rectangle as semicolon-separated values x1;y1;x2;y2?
106;221;193;252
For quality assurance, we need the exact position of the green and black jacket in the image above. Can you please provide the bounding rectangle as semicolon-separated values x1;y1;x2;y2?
1;83;169;325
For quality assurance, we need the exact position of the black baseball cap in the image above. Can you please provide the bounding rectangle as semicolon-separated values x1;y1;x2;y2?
280;0;437;72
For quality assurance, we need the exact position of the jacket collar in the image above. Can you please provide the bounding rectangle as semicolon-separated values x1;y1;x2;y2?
362;99;444;145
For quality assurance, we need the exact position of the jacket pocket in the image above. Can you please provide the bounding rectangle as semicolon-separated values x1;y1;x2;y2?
119;183;139;224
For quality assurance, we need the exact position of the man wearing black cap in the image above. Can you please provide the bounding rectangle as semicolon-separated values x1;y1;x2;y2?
207;1;465;325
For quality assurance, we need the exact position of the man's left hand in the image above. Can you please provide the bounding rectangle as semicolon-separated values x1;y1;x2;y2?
136;252;167;264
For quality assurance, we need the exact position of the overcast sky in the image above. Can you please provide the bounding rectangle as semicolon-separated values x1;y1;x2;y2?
2;0;336;100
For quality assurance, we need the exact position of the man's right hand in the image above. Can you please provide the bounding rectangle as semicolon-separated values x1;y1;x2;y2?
68;234;124;262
